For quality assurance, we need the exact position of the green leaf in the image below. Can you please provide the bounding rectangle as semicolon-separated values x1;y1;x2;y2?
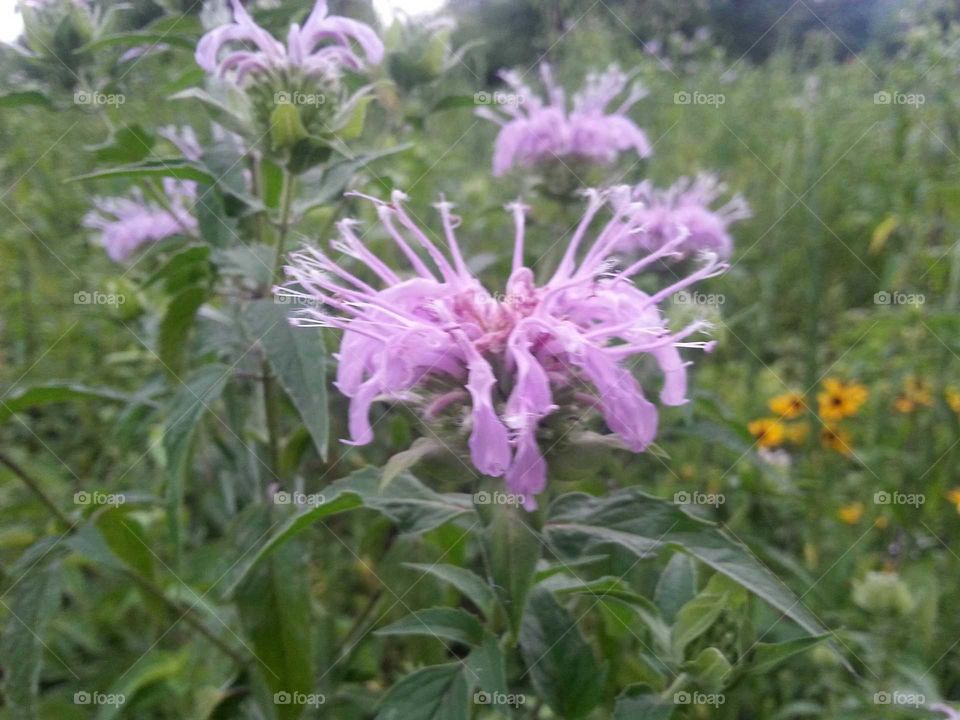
144;245;211;294
545;490;829;640
613;685;674;720
87;124;155;164
0;91;53;109
402;563;496;619
671;590;728;659
741;636;829;676
163;365;230;557
221;469;471;597
69;159;215;185
519;587;606;719
270;102;309;151
463;635;507;699
655;553;696;624
381;437;442;491
333;91;374;140
292;144;412;216
236;510;314;720
376;608;485;647
0;552;62;717
431;95;477;112
78;31;195;53
684;647;732;691
159;285;208;374
93;653;187;720
482;505;541;640
545;575;671;656
376;663;469;720
242;300;328;461
0;382;137;424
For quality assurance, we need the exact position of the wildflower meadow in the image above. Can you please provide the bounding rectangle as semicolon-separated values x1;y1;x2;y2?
2;0;960;717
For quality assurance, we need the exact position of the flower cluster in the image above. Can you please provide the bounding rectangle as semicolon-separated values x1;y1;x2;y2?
83;179;196;262
196;0;383;86
622;174;750;259
279;189;724;509
477;64;652;177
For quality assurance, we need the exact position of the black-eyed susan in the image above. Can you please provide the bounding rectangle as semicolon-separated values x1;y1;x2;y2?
768;391;806;419
947;488;960;514
818;378;868;421
820;424;853;455
946;387;960;414
838;501;864;525
784;421;810;445
748;417;786;448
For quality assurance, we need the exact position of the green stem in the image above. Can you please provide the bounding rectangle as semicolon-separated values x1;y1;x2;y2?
271;169;296;285
0;451;72;527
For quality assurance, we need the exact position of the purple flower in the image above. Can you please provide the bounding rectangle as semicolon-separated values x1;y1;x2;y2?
932;704;960;720
622;174;751;259
196;0;384;86
477;64;652;177
278;188;724;509
83;179;196;262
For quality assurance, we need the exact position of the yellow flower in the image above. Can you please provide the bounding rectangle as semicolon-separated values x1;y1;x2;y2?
893;396;915;414
818;378;869;421
947;488;960;513
946;387;960;413
784;422;810;445
838;502;864;525
769;391;806;419
820;425;853;455
748;417;786;448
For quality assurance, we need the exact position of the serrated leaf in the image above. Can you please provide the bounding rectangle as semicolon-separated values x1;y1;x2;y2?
0;554;62;717
376;607;484;647
545;490;829;642
242;300;328;461
163;365;230;558
69;158;215;184
376;664;469;720
519;587;605;719
655;553;696;624
381;437;442;491
236;507;313;720
482;505;541;640
159;285;208;374
402;563;496;619
0;382;136;424
87;124;155;164
613;684;674;719
742;635;829;676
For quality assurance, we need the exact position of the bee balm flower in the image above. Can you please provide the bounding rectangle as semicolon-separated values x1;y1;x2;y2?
279;189;724;509
196;0;384;86
623;174;750;259
83;179;196;262
478;64;652;177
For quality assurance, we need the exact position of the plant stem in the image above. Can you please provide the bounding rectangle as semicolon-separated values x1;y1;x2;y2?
271;169;296;285
124;570;249;667
0;451;72;527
